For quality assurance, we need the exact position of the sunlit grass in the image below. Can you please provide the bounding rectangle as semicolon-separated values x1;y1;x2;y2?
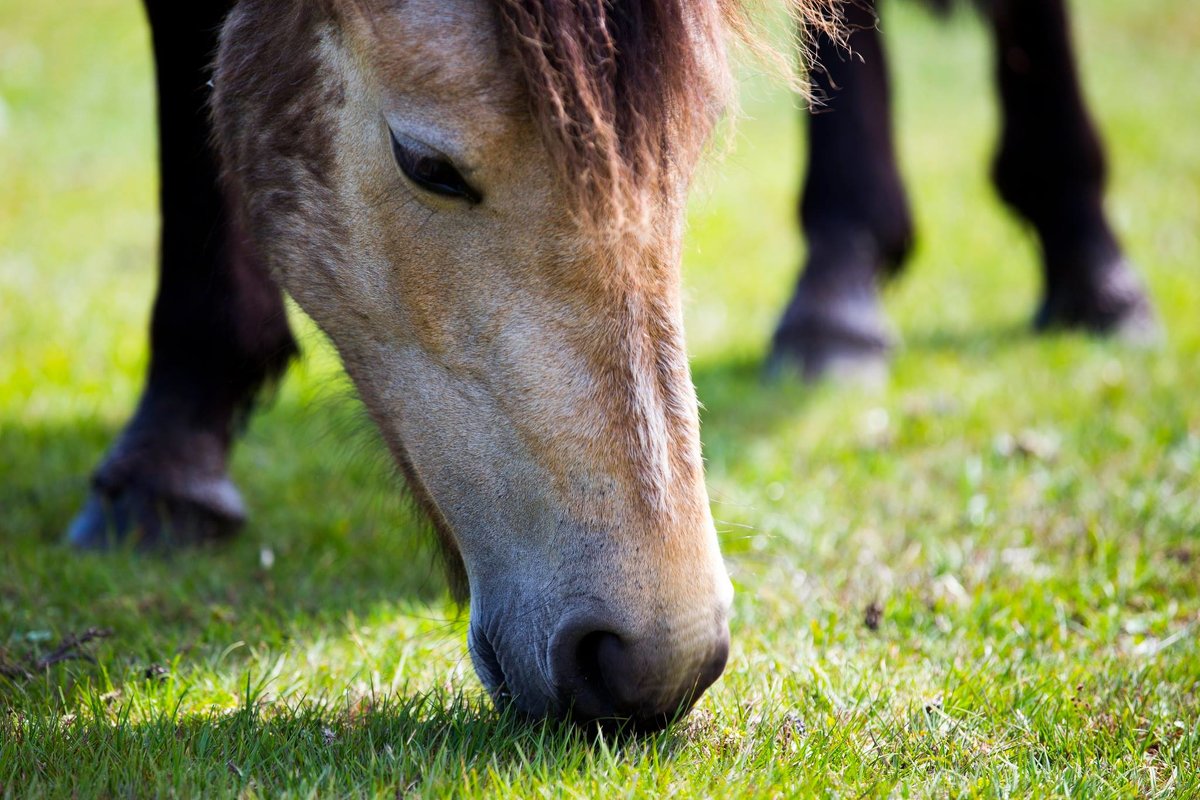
1;0;1197;796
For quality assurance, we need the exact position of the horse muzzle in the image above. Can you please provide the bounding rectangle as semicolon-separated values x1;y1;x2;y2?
470;589;731;731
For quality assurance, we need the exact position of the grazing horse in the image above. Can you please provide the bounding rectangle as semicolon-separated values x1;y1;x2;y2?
770;0;1157;380
66;0;837;730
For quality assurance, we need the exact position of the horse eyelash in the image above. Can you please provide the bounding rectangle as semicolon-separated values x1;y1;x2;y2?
389;131;482;205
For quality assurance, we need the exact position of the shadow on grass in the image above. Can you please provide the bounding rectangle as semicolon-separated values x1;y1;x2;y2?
899;320;1035;356
0;690;700;795
690;319;1036;445
692;356;821;446
0;388;459;710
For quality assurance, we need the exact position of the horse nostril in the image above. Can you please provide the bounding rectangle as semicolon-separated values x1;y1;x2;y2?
574;630;616;698
553;627;622;722
550;617;730;730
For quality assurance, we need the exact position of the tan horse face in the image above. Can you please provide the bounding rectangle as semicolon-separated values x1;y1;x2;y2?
215;0;731;727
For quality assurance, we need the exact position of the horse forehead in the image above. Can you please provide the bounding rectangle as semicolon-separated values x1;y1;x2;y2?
361;0;521;109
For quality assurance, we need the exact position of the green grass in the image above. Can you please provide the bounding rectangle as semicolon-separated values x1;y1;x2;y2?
2;0;1198;796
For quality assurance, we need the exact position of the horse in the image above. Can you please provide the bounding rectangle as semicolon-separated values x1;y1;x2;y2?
769;0;1157;380
64;0;840;731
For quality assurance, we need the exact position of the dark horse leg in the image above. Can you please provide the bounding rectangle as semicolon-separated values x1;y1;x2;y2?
773;0;1156;380
68;2;297;548
770;0;912;380
988;0;1155;336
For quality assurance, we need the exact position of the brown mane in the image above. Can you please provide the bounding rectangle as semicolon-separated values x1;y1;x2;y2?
490;0;843;240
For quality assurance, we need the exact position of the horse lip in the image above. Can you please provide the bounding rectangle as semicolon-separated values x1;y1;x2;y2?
466;624;508;701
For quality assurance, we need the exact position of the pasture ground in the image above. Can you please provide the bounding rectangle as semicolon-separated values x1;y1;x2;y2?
1;0;1198;796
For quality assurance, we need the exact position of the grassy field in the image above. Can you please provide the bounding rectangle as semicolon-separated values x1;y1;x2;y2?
2;0;1198;796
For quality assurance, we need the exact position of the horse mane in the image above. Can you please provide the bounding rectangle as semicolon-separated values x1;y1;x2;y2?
490;0;843;240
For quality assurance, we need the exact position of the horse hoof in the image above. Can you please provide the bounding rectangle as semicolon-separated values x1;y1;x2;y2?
1034;258;1159;344
67;478;246;550
769;293;894;384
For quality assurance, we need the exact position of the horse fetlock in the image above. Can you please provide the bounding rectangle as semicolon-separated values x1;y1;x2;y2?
67;480;245;551
769;307;894;384
69;417;245;549
770;241;897;383
1035;255;1158;343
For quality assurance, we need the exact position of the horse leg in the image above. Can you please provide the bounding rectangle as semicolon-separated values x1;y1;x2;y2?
68;2;297;549
988;0;1155;336
770;0;913;381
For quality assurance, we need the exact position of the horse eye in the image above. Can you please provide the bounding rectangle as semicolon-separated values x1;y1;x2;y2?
390;132;481;205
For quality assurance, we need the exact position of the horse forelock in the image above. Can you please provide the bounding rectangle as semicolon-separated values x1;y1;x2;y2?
489;0;732;241
489;0;845;243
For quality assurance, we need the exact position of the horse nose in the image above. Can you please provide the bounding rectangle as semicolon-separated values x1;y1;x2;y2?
548;613;730;730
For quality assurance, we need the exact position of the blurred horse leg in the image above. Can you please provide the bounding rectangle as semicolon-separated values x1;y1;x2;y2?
989;0;1156;336
770;0;913;381
68;1;297;548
